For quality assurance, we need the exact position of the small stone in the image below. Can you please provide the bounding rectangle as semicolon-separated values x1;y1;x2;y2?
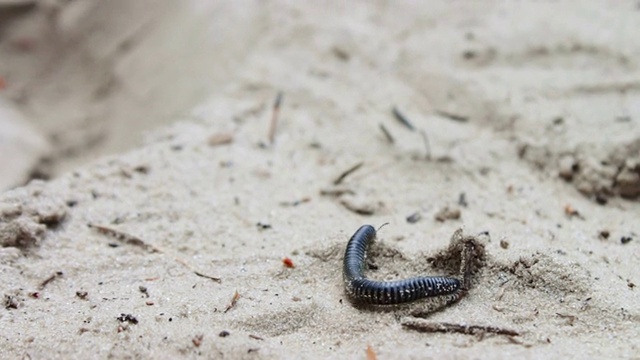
434;206;461;222
558;155;577;181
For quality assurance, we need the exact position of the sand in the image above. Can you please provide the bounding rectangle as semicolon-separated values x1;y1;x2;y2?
1;1;639;359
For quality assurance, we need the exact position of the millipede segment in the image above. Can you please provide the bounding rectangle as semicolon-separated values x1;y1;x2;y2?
343;225;464;305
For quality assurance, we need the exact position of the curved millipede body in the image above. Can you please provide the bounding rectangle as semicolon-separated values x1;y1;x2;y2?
343;225;461;305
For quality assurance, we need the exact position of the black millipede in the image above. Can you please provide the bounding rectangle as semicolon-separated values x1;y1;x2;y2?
343;224;464;305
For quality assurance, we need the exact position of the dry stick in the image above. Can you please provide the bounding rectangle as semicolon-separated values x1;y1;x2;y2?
175;258;222;283
268;92;284;145
88;223;160;253
435;110;469;122
378;123;395;144
419;130;431;160
39;271;63;290
392;106;415;131
224;290;240;313
402;320;520;337
333;162;364;185
340;199;375;216
279;197;311;207
89;223;221;282
320;188;355;197
393;107;432;159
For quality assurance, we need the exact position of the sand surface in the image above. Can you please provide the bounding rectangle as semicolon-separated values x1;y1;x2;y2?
1;1;639;359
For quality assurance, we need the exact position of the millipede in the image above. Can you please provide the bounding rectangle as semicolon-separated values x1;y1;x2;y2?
343;224;471;306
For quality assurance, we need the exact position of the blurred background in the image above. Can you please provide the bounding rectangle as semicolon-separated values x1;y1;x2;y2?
0;0;265;191
1;0;638;201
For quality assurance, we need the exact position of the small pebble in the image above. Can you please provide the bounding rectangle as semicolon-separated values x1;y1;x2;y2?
406;212;421;224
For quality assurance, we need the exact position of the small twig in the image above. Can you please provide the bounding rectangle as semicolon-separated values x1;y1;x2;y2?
504;336;533;348
435;110;469;122
268;92;283;145
208;133;234;146
39;271;63;290
340;199;376;216
224;290;240;313
320;188;355;197
249;334;264;341
333;162;364;185
175;258;222;283
392;107;415;131
193;271;222;283
458;192;468;207
88;223;159;253
378;124;395;144
556;312;577;326
402;320;520;337
279;197;311;207
419;130;431;160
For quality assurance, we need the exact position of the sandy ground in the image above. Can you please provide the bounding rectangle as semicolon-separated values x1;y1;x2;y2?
1;1;639;359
